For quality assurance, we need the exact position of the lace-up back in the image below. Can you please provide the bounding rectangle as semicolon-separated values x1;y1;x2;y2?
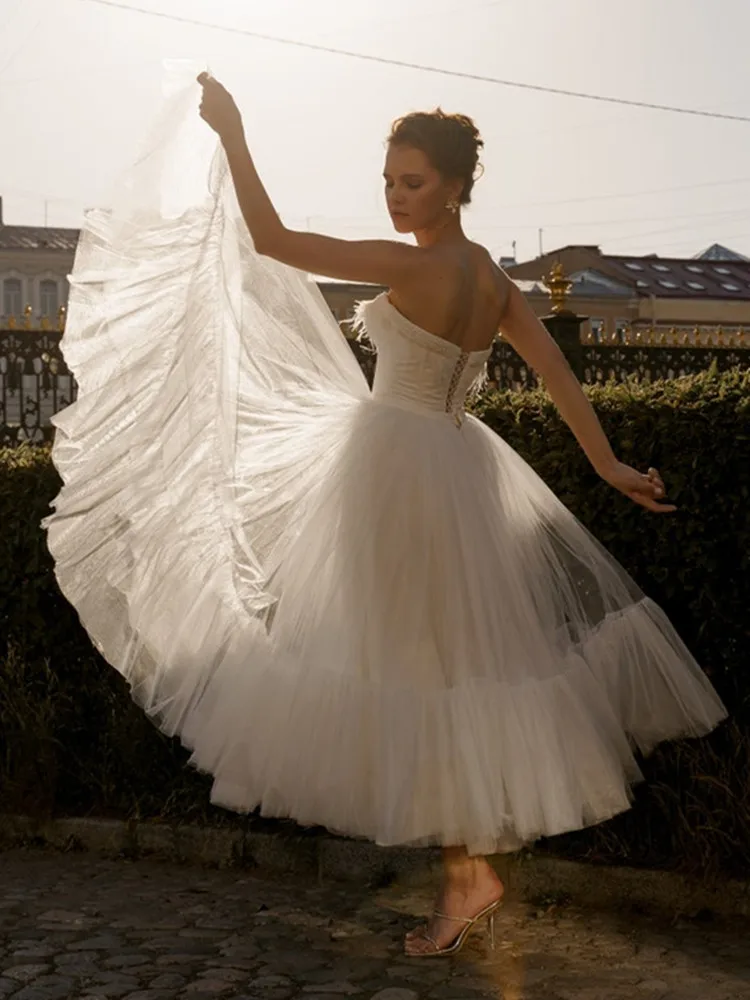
353;292;491;425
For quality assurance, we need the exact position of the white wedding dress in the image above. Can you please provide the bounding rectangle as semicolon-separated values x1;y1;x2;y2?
42;66;726;855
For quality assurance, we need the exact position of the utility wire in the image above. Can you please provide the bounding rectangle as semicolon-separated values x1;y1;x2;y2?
485;175;750;213
77;0;750;124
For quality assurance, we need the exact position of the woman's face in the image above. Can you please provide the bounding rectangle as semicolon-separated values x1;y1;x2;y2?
383;143;459;234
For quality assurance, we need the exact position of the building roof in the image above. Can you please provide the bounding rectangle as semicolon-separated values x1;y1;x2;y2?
0;225;80;252
695;243;750;262
604;254;750;299
568;268;633;298
508;245;750;301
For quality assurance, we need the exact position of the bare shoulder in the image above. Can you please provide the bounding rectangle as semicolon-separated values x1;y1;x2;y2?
494;266;516;313
473;242;512;286
456;248;510;318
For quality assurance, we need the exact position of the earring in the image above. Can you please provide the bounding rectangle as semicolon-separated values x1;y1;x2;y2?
445;198;460;214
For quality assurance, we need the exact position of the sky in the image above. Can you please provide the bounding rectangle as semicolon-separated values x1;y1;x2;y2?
1;0;750;264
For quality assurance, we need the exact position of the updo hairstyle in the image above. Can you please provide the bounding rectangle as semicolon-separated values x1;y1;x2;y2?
387;108;484;205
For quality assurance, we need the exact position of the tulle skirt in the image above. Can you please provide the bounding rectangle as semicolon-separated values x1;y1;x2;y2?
42;64;726;855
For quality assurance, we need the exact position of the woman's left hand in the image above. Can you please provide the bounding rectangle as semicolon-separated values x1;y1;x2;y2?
197;72;243;142
599;461;677;513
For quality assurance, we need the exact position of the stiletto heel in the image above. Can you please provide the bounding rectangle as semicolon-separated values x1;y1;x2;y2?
406;896;503;957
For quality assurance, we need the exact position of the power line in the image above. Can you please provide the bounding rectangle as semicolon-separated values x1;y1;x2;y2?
576;215;750;251
605;225;750;255
604;215;750;248
485;174;750;213
267;203;750;233
77;0;750;124
304;175;750;219
545;204;750;232
18;168;747;224
262;176;750;221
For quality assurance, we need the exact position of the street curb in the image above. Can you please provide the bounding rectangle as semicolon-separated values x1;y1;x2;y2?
3;814;750;919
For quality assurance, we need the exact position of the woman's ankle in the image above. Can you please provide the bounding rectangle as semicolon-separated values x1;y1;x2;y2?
442;854;498;891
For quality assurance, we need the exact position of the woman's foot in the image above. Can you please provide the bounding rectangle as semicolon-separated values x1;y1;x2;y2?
404;853;504;956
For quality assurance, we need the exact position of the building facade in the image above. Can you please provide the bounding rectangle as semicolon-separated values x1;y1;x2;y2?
0;199;76;327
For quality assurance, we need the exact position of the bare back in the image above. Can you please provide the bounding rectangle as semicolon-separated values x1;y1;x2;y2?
388;241;511;354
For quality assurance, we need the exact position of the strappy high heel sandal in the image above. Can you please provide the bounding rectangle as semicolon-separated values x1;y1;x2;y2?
406;896;503;957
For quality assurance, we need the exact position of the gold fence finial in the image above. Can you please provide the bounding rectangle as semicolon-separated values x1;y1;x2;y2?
57;304;66;332
23;304;32;330
543;261;573;314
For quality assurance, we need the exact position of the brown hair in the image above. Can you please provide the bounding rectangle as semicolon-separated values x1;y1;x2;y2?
387;108;484;205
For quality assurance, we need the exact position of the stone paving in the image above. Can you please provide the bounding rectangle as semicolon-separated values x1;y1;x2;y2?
1;848;750;1000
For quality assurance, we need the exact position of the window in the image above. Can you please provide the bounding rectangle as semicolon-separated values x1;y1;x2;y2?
3;277;22;316
714;266;732;275
722;282;741;292
636;279;650;288
687;281;705;290
658;279;679;289
686;264;704;273
652;263;671;272
624;261;643;271
40;280;59;317
590;318;605;342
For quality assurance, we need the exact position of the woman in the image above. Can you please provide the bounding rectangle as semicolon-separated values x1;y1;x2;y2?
43;69;725;959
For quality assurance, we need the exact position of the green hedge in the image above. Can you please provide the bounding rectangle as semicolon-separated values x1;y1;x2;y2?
475;366;750;876
2;365;749;873
0;444;234;827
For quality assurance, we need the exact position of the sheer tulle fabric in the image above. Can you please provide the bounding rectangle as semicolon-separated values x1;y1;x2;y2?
43;65;725;855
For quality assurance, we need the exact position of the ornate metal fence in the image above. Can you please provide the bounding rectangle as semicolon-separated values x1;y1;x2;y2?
2;311;749;446
1;310;73;446
488;329;750;391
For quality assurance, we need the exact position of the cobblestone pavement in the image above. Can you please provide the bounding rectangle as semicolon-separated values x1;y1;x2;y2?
1;848;750;1000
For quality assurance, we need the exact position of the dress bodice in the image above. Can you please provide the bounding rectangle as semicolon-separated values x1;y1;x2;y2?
352;293;491;426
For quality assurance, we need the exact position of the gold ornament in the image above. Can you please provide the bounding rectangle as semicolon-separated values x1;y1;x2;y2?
543;262;573;315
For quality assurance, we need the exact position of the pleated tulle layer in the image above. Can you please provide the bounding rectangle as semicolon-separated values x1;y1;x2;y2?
181;595;711;854
42;65;726;855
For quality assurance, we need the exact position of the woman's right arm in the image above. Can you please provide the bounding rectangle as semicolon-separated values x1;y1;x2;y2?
198;73;427;287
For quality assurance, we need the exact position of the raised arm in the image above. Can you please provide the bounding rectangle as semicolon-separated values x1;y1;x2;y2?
198;73;423;285
498;279;674;513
